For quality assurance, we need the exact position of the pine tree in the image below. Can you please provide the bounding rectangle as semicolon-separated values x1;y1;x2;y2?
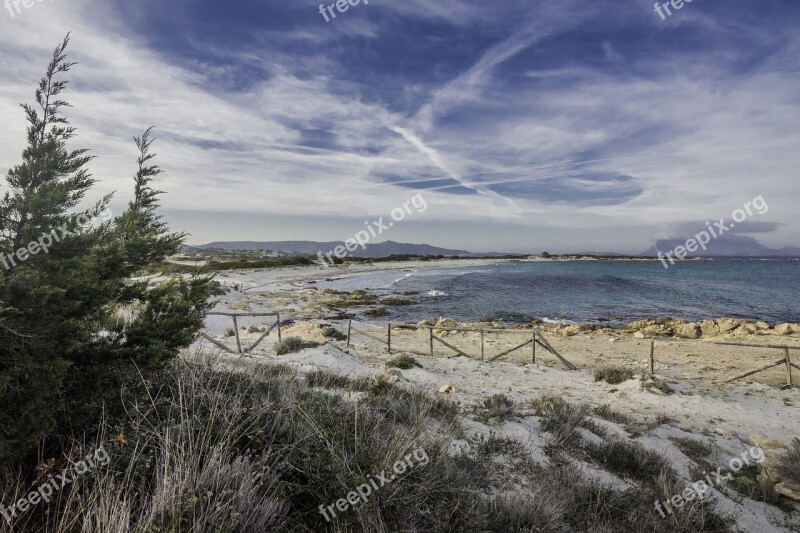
0;36;212;462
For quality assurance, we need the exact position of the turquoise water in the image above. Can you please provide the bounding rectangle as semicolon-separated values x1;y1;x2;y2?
314;259;800;325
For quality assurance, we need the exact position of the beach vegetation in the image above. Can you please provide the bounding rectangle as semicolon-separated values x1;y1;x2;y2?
274;336;321;355
594;365;637;384
385;355;422;370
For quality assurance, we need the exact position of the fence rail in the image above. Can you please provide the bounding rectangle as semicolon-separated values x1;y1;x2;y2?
714;342;798;386
344;321;578;370
199;312;282;354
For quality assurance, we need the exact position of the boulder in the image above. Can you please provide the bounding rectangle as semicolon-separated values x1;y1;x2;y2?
700;320;720;337
438;384;457;394
735;324;758;336
561;325;584;337
436;318;459;329
717;317;745;334
634;332;646;339
622;320;650;331
756;321;770;330
775;323;793;336
675;323;701;339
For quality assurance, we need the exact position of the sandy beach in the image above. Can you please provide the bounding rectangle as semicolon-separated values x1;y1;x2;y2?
188;259;800;531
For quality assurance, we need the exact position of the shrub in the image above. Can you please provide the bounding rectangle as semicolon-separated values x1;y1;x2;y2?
586;439;669;482
385;355;422;370
594;365;636;385
480;394;515;422
593;404;632;424
776;437;800;486
275;337;321;355
528;395;590;450
320;326;346;341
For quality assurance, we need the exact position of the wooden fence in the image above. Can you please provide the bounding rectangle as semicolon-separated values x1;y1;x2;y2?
715;342;798;386
199;312;282;354
345;321;578;370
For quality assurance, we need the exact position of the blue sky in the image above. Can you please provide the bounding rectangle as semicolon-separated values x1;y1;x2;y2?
1;0;799;253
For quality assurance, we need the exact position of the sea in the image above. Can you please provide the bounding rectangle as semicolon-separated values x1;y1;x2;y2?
313;258;800;326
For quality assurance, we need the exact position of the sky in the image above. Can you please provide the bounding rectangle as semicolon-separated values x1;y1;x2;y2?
0;0;799;254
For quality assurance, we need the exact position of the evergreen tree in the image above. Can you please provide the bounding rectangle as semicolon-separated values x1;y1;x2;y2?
0;36;212;463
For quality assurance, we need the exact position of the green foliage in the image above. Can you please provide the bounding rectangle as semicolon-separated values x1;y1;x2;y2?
385;355;421;370
594;365;637;385
0;37;212;463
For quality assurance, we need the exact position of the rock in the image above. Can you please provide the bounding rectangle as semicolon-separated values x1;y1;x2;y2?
622;319;650;331
561;325;583;337
417;319;437;328
634;332;645;339
436;318;459;329
717;317;745;334
775;482;800;502
700;320;720;337
775;323;793;335
676;323;701;339
756;321;770;330
734;324;758;336
438;384;457;394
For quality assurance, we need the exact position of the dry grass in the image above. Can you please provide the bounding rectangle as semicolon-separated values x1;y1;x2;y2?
0;358;737;533
594;365;637;385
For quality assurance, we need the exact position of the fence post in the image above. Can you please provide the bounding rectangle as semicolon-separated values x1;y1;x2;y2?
388;324;392;354
346;320;352;351
481;330;485;361
786;346;793;387
532;332;536;364
649;340;655;375
232;315;242;353
276;313;282;343
429;327;434;357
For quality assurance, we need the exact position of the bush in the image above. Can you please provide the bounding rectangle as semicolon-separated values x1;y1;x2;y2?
275;337;321;355
320;326;346;341
479;394;515;422
385;355;422;370
594;365;636;385
776;438;800;486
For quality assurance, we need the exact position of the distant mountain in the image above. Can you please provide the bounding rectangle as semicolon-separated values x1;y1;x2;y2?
642;235;800;257
193;240;495;257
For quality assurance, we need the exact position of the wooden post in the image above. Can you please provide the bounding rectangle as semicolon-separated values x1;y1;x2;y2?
480;330;485;361
532;332;536;364
346;320;352;350
232;315;242;353
276;313;282;343
388;324;392;354
786;346;793;387
429;328;434;357
649;340;655;375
